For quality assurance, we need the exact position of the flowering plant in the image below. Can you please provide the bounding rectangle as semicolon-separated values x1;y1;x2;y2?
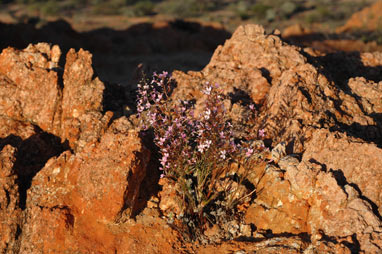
137;72;267;236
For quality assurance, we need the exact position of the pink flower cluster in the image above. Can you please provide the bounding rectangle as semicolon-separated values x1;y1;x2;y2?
136;72;269;224
137;74;240;180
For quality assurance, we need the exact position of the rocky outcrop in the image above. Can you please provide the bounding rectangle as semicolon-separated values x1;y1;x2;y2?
244;130;382;253
0;44;155;253
1;22;382;253
19;119;150;253
0;43;106;152
172;25;382;152
0;43;63;133
172;24;382;252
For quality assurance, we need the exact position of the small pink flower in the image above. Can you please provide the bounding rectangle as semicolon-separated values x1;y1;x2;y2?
259;129;265;138
197;140;211;153
203;86;212;95
204;109;211;120
137;106;144;113
156;94;163;102
245;148;254;158
158;71;168;79
220;150;226;160
158;137;166;146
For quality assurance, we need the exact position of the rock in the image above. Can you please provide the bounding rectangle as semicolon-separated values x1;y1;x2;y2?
347;77;382;114
281;2;382;54
158;178;184;217
197;236;310;254
0;44;170;253
302;129;382;216
245;162;310;235
174;24;382;152
0;145;22;253
337;1;382;33
172;24;313;148
19;117;151;252
245;128;382;253
0;117;36;141
172;25;300;108
307;169;382;253
60;48;106;150
311;39;382;53
282;24;313;39
173;24;382;252
0;43;107;152
2;20;382;252
0;43;62;133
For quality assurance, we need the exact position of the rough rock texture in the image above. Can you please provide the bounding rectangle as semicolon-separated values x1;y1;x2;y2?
303;129;382;213
1;21;382;253
0;44;162;253
0;43;62;133
245;132;382;253
0;43;106;152
0;145;21;253
60;48;106;151
172;24;382;152
172;24;382;253
19;120;151;253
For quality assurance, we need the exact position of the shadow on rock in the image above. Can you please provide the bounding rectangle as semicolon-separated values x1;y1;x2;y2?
0;128;70;210
313;51;382;86
307;51;382;146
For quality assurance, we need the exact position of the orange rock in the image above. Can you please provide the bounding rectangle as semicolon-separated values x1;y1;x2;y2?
338;1;382;33
2;21;382;252
0;145;22;253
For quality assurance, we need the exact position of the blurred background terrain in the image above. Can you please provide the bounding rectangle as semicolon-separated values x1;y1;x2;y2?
0;0;381;84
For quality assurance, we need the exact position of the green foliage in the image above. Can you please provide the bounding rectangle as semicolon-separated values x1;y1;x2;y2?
234;1;251;20
233;0;301;22
131;0;154;16
157;0;217;18
90;0;127;15
280;1;297;18
40;0;60;16
251;3;272;20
